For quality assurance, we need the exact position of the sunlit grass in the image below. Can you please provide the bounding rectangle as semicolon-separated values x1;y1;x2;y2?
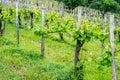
0;23;120;80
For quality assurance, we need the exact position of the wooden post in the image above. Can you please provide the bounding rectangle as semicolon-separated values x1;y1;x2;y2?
16;1;19;46
59;2;64;40
84;8;87;20
93;11;97;23
104;14;107;31
101;13;107;54
0;21;2;36
101;13;105;53
36;0;38;6
118;17;120;42
110;15;118;80
78;7;82;28
88;11;91;20
0;0;1;4
46;0;50;11
0;0;2;4
23;0;27;28
72;9;75;17
0;0;2;36
52;2;54;8
60;2;64;18
41;4;45;58
28;0;31;9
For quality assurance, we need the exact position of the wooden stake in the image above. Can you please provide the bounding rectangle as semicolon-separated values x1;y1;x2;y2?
60;2;64;18
110;15;118;80
23;0;27;28
104;14;107;31
78;7;82;28
118;17;120;42
59;2;64;40
16;1;19;46
41;4;45;58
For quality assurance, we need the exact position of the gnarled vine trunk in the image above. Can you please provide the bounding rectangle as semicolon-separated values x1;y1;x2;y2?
3;20;6;35
74;40;84;80
0;21;5;36
101;39;105;53
30;12;33;29
36;0;38;6
18;14;21;26
0;2;2;36
118;31;120;42
60;34;64;40
0;21;2;36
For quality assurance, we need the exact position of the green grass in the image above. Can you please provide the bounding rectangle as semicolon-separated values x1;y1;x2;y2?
0;22;120;80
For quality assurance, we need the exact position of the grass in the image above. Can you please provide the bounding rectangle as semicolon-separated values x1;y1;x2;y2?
0;22;120;80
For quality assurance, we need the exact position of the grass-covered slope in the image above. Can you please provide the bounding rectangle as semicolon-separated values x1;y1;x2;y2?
0;23;120;80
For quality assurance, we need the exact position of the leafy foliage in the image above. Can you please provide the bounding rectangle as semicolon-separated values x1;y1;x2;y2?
97;47;112;70
34;11;108;44
114;27;120;35
0;5;10;21
26;8;41;18
9;6;15;16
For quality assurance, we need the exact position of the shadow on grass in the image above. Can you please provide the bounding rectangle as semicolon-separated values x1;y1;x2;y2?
45;34;75;47
2;47;41;60
0;37;15;47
